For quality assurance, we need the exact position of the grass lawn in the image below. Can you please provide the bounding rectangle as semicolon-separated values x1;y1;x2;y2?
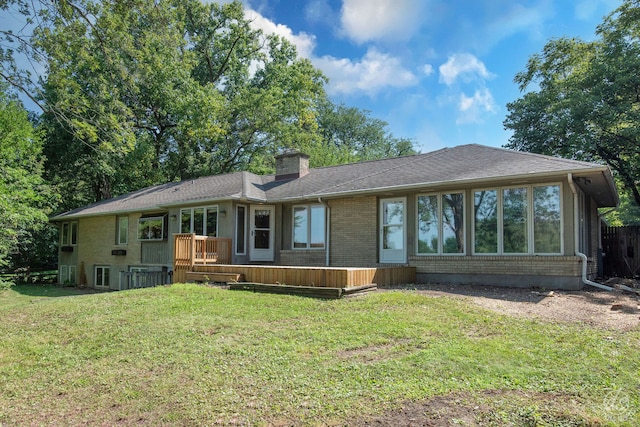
0;283;638;426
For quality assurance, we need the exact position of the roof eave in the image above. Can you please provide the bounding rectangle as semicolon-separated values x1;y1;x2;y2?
269;166;613;203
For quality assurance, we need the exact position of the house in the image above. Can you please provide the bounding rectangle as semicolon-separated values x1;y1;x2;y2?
51;144;618;290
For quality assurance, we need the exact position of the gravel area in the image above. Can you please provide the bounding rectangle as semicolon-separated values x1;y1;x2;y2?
383;281;640;331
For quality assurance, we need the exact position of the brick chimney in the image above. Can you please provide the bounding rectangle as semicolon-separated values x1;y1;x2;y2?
275;150;310;181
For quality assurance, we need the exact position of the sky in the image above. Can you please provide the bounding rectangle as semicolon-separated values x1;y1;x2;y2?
238;0;621;152
1;0;622;154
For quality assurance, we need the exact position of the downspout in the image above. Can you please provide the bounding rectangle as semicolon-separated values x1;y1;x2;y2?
318;197;330;267
568;173;613;291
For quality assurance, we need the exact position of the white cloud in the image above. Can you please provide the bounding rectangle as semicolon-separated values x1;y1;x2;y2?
340;0;426;43
422;64;434;77
304;0;336;24
439;53;494;86
242;6;417;98
244;8;316;58
456;88;498;124
314;48;418;97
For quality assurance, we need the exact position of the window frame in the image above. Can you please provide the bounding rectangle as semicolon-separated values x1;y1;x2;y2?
292;204;326;250
137;216;165;241
59;264;76;285
180;206;218;237
416;192;466;256
472;183;563;256
95;265;110;288
116;215;128;245
60;221;78;246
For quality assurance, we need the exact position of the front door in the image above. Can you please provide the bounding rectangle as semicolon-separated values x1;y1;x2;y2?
380;197;406;263
250;205;275;262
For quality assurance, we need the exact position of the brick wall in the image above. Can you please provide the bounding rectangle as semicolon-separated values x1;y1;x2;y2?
77;215;140;288
280;250;326;266
409;255;582;276
330;197;378;266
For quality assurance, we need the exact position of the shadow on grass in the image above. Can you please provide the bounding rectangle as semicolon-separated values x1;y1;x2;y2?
9;284;106;298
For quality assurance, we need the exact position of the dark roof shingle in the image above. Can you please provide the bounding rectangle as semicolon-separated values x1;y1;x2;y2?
52;144;617;219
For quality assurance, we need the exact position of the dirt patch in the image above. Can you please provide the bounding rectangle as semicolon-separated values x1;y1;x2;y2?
347;390;593;426
382;283;640;331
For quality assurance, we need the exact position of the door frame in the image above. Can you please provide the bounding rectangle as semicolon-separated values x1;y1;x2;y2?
379;197;407;264
250;205;275;262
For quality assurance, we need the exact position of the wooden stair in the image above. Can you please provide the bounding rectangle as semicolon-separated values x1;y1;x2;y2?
185;271;244;284
228;282;377;299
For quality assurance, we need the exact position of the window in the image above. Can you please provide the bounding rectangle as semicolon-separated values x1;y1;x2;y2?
473;184;562;255
417;193;465;255
293;205;325;249
60;221;78;246
533;185;562;253
236;205;246;255
473;189;498;253
59;265;76;285
181;206;218;237
95;266;110;288
138;216;165;241
503;187;528;253
116;216;128;245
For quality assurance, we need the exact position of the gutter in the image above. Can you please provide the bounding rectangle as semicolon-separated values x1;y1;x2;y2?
567;173;618;291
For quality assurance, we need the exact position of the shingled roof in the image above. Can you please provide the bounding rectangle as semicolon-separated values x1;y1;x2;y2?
52;144;618;220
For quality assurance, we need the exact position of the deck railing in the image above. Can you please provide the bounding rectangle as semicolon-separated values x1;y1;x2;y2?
174;234;232;268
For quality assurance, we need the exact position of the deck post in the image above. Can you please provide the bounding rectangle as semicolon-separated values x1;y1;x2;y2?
190;233;196;268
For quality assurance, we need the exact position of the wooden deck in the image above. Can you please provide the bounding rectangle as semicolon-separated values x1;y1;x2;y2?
172;233;416;289
177;264;415;288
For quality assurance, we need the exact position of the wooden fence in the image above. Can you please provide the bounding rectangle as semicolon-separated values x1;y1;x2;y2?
601;226;640;278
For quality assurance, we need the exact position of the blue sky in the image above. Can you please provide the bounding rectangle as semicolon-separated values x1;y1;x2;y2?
240;0;621;152
1;0;622;153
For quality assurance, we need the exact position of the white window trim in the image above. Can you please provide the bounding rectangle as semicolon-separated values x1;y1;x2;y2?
117;216;128;246
138;216;165;241
59;265;76;285
472;183;564;256
292;204;326;250
60;221;78;246
95;265;110;288
416;192;466;256
180;206;218;237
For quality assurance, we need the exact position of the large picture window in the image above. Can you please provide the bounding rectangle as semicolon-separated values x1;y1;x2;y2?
181;206;218;237
534;185;562;253
138;216;165;241
417;193;465;255
293;205;325;249
473;184;562;255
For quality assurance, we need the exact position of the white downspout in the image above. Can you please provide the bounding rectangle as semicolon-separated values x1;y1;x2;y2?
318;197;330;267
568;173;613;291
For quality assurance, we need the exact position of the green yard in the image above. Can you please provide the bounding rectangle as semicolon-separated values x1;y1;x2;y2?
0;283;638;426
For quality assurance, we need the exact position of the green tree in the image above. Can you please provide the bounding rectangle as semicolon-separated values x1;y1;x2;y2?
38;0;328;202
0;88;52;286
292;100;416;168
3;0;414;209
504;0;640;214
